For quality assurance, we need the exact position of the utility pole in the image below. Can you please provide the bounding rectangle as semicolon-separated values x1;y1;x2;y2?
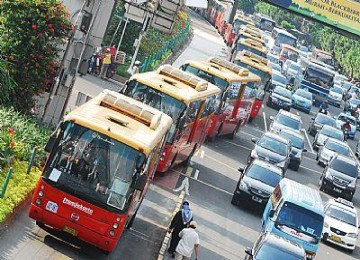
109;17;123;46
59;0;103;121
228;0;239;24
116;18;129;53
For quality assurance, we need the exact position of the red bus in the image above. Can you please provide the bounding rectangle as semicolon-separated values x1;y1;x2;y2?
224;14;255;46
121;65;220;172
29;90;173;253
233;51;272;122
181;57;261;140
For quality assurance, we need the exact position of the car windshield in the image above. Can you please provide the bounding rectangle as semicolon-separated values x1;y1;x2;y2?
304;66;333;88
123;80;186;144
43;122;146;213
315;114;335;127
331;87;343;94
276;202;324;242
268;55;279;64
255;242;304;260
272;64;281;71
326;205;357;226
325;141;350;156
330;158;358;177
321;127;344;141
274;87;292;99
258;135;288;156
273;74;286;84
338;115;356;125
350;99;360;106
247;164;282;187
280;132;304;149
295;90;312;100
289;63;300;71
277;114;301;131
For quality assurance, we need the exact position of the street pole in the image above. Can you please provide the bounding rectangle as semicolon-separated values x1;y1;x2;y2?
116;18;129;53
59;0;103;121
128;13;150;73
109;17;123;46
228;0;239;24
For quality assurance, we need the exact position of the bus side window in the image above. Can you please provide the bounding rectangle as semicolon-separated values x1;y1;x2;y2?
184;100;201;125
202;96;217;118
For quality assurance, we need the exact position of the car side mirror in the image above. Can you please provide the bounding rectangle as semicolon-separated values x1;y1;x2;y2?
356;152;359;157
303;149;308;152
135;174;147;191
251;137;258;143
245;247;253;256
269;116;274;121
333;116;336;119
269;209;275;218
179;65;185;71
238;167;244;173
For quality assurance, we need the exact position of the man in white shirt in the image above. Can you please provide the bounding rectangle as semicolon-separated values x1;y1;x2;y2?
175;221;200;260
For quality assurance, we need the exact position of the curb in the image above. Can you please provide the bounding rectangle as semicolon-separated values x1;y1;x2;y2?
157;190;185;260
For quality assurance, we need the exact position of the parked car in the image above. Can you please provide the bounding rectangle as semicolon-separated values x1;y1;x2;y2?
327;86;344;107
248;132;291;173
279;129;307;171
266;86;292;111
313;125;344;151
317;138;352;167
319;154;358;201
245;232;306;260
308;113;336;136
322;197;359;253
334;113;357;139
292;89;313;114
285;62;301;81
270;109;302;134
231;160;282;207
269;71;287;90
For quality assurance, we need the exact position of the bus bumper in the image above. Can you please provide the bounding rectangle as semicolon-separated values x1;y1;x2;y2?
29;204;119;252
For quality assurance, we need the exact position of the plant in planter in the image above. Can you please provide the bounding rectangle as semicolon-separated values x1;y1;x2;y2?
0;127;16;171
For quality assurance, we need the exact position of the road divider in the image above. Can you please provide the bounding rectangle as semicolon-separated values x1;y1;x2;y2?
263;112;268;131
302;128;315;154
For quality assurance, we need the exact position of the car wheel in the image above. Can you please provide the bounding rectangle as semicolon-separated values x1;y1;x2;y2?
292;164;300;171
231;194;239;206
322;233;328;242
316;154;319;160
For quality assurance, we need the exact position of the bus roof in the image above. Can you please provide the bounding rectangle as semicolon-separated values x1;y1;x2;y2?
131;65;221;104
278;178;324;216
65;90;173;156
280;44;299;53
240;25;262;37
234;52;272;75
273;28;297;39
313;48;332;56
238;38;268;53
307;61;336;75
186;58;261;83
234;14;255;26
254;13;275;23
238;31;264;45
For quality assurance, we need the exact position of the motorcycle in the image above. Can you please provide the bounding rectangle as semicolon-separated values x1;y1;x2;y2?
341;125;350;140
319;108;329;115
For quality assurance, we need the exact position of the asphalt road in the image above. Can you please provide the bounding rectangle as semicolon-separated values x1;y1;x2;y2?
0;9;359;260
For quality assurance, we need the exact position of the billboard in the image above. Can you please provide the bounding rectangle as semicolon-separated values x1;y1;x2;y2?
264;0;360;37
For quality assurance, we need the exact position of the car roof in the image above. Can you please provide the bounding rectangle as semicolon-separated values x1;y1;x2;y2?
295;88;312;95
252;159;283;175
333;153;358;166
274;85;291;93
263;233;306;257
276;109;301;121
316;113;333;120
280;128;305;140
263;131;290;144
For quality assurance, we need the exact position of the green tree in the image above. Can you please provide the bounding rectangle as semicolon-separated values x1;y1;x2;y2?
0;0;72;112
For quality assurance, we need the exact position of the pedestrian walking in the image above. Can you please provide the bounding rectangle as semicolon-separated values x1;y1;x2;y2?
175;221;200;260
167;201;193;258
100;49;112;79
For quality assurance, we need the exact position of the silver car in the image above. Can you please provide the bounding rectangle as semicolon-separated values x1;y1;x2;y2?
313;125;345;151
317;138;352;167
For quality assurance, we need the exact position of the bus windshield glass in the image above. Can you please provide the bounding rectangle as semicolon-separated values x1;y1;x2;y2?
236;43;266;58
234;60;270;86
275;34;296;47
183;65;228;91
276;202;323;243
43;122;146;212
304;66;333;88
123;80;186;144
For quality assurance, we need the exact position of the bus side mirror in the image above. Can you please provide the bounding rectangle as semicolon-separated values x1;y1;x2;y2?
269;209;275;218
245;247;253;256
44;135;56;153
179;65;185;71
135;174;147;191
238;167;244;173
269;116;274;121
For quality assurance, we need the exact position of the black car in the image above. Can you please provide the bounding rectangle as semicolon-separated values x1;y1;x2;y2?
266;86;292;111
244;232;306;260
279;129;307;171
308;113;336;136
320;154;358;201
231;160;282;207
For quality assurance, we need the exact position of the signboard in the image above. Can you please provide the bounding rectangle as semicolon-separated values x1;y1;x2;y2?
184;0;208;8
124;3;147;23
264;0;360;37
152;11;176;33
116;51;126;64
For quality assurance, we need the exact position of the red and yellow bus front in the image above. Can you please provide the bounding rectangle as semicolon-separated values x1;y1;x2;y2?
224;16;255;46
29;91;172;252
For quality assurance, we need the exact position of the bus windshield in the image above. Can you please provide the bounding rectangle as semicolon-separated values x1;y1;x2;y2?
275;34;296;47
304;67;333;88
183;65;228;91
276;202;323;243
44;122;146;213
234;60;270;87
123;80;186;144
236;43;266;58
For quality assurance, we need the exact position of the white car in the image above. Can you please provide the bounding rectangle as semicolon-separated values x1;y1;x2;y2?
312;125;344;151
269;109;302;134
317;138;352;167
271;63;282;73
322;197;359;252
328;86;343;107
285;62;301;81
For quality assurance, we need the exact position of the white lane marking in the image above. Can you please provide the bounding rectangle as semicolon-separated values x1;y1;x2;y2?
200;150;205;159
263;112;268;131
244;125;264;134
262;104;264;108
302;128;315;154
173;177;190;196
194;169;200;180
300;165;322;175
239;130;259;138
204;153;246;172
222;140;252;151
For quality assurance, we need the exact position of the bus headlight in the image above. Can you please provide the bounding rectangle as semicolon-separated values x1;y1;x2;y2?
159;152;166;161
38;191;44;197
35;198;42;206
109;230;115;237
113;223;119;229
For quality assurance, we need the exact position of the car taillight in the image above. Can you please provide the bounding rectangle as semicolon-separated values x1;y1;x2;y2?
305;251;316;259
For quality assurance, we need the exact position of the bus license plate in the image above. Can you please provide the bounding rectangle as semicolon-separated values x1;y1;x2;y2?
45;201;58;214
333;187;342;193
252;196;262;203
63;226;78;236
330;234;342;243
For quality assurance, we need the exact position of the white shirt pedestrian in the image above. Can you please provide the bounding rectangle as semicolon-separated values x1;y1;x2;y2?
175;221;200;260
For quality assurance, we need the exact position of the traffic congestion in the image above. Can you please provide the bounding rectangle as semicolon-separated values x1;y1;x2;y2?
2;4;360;260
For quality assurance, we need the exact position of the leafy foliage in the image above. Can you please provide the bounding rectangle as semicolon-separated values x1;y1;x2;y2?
0;0;72;113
